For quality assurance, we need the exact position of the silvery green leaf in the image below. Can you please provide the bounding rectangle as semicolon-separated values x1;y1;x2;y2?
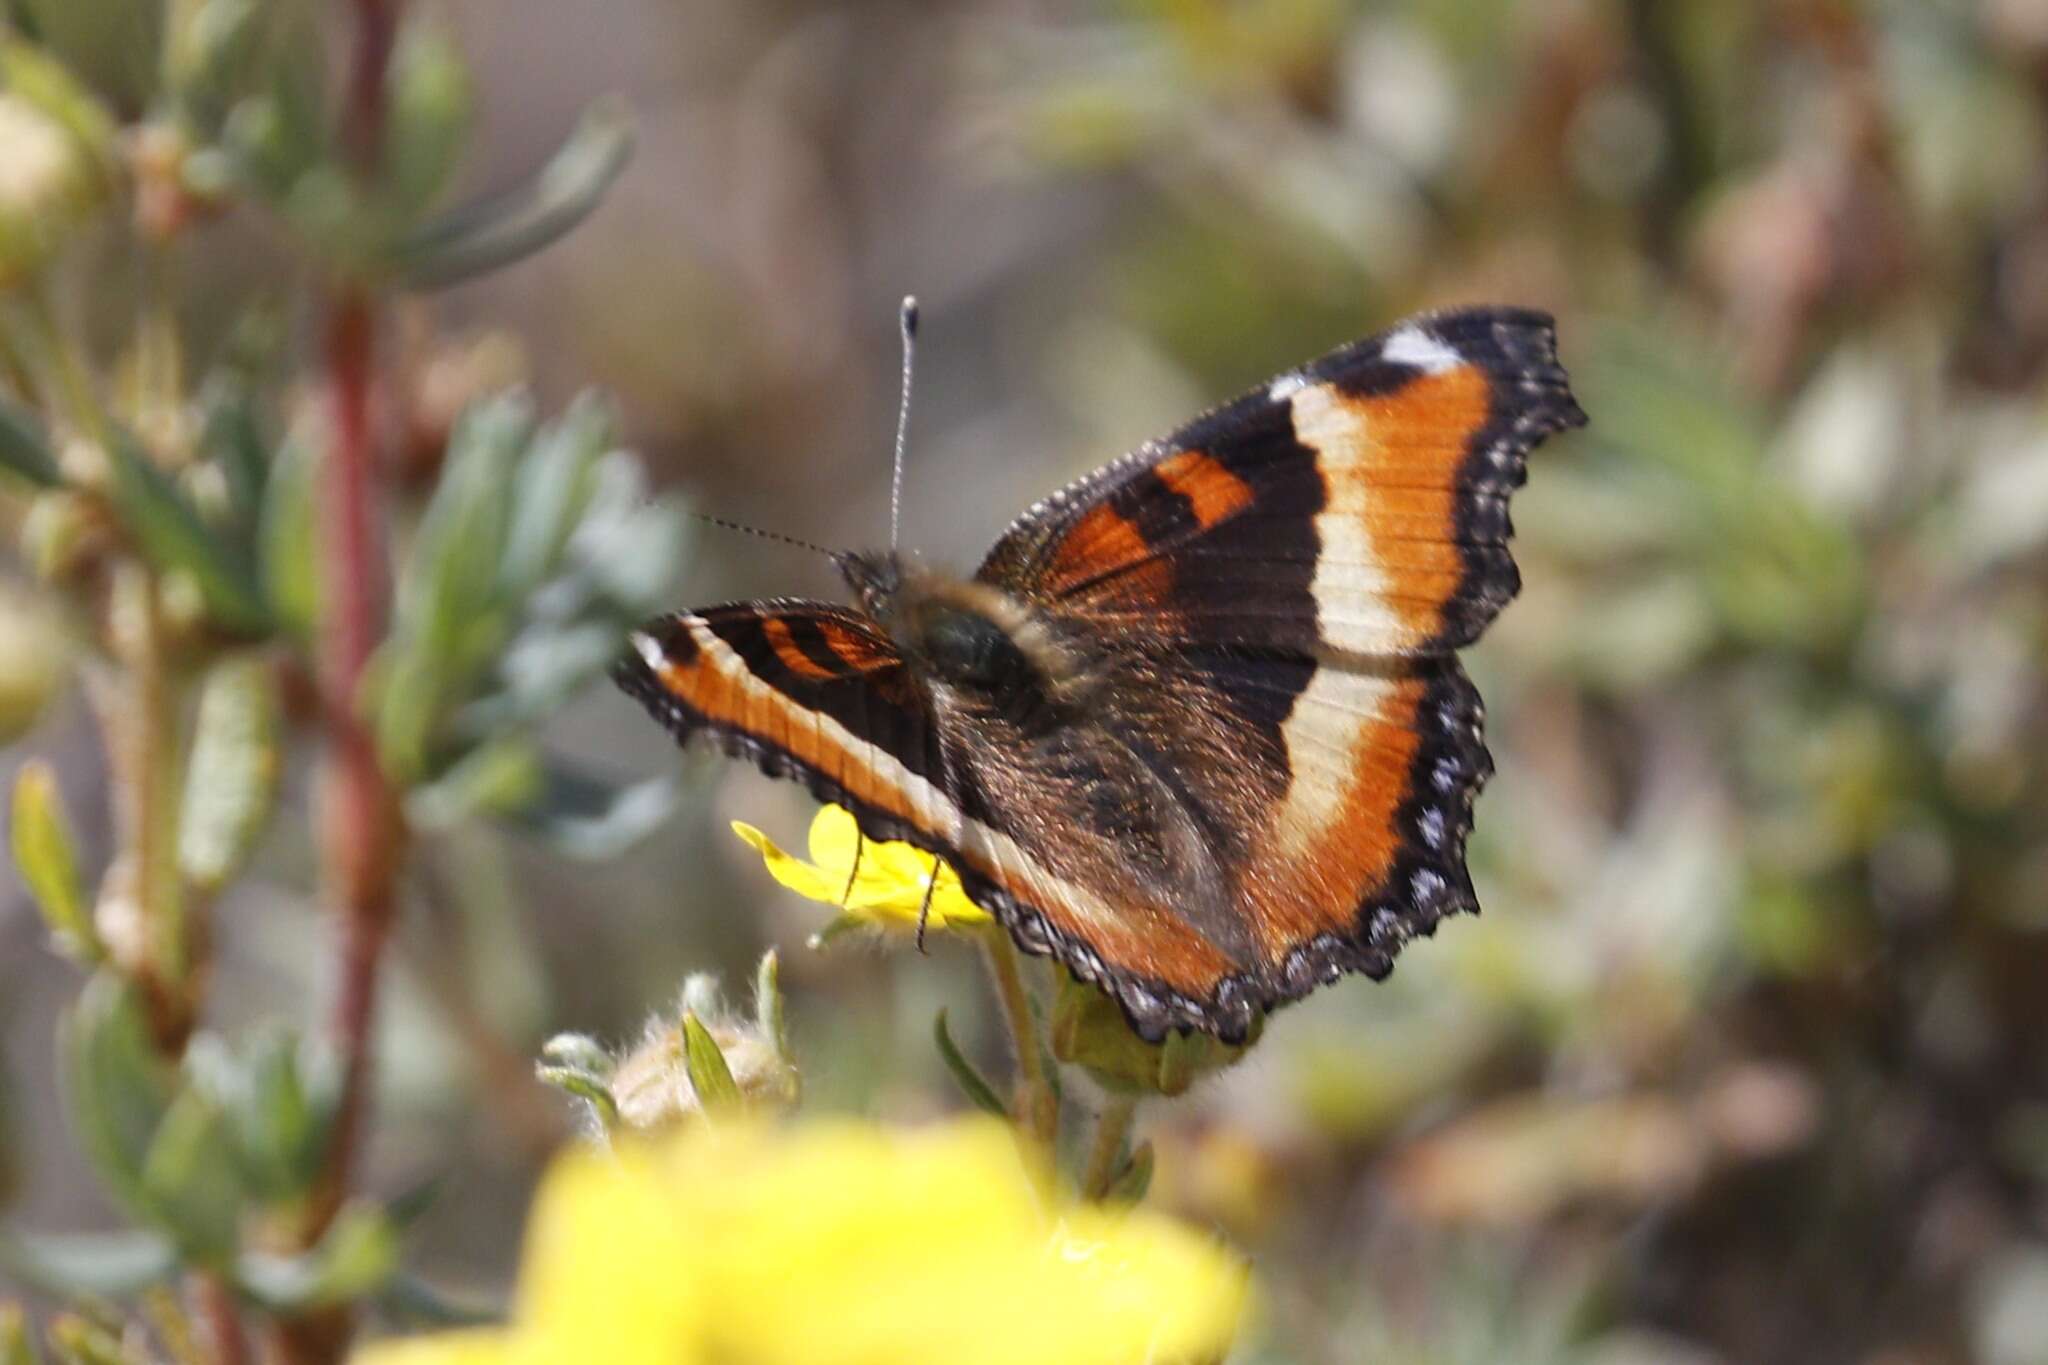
137;1086;242;1263
179;654;281;894
506;761;674;861
501;392;612;597
381;19;472;219
404;735;543;831
60;975;177;1217
391;98;633;290
234;1204;397;1310
0;1227;177;1299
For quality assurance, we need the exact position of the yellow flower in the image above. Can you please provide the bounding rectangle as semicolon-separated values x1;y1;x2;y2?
732;804;992;938
353;1118;1249;1365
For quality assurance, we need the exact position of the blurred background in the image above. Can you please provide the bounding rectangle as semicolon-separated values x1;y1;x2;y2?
5;1;2048;1362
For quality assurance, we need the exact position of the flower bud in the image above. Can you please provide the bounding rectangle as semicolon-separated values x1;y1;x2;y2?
538;956;800;1139
1051;969;1261;1097
610;1003;798;1131
0;41;116;289
22;488;116;585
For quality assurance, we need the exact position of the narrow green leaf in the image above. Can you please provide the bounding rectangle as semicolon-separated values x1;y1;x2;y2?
256;422;317;635
536;1031;620;1129
385;1177;443;1232
102;428;268;634
754;949;788;1063
166;0;263;135
137;1086;243;1263
532;1064;619;1130
226;1026;330;1202
178;654;281;894
0;1300;37;1365
8;4;158;124
378;1272;500;1330
0;398;61;488
43;1313;128;1365
680;1012;741;1113
933;1010;1008;1118
196;377;269;534
382;19;473;219
392;98;634;290
218;8;327;201
10;760;95;961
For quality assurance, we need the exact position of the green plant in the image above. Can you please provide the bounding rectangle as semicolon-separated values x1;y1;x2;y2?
0;2;668;1360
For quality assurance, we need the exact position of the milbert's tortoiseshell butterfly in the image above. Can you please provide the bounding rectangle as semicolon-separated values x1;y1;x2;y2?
614;305;1586;1043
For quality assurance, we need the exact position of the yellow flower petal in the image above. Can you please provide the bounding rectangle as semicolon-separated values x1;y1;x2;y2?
351;1330;514;1365
354;1118;1250;1365
513;1144;709;1361
731;820;845;904
737;806;991;935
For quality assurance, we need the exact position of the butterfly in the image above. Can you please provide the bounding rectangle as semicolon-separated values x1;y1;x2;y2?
614;306;1586;1042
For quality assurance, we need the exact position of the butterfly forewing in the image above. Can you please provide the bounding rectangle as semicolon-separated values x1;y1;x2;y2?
976;306;1583;657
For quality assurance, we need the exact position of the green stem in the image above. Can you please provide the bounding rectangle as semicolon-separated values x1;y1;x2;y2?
102;562;191;1043
1080;1095;1139;1201
980;929;1057;1146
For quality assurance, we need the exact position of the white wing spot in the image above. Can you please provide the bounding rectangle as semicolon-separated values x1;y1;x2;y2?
1269;372;1308;401
1382;326;1462;375
632;631;668;671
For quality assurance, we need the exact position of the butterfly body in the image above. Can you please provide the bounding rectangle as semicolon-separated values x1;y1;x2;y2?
618;307;1587;1042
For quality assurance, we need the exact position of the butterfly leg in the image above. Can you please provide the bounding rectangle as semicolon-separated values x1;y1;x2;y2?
840;827;865;907
914;857;939;955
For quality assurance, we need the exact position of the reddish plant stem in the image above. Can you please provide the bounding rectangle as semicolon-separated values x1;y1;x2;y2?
342;0;399;167
274;291;403;1365
275;6;406;1361
307;287;400;1229
194;1273;251;1365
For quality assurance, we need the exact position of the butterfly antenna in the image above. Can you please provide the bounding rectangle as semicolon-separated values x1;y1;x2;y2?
689;511;834;561
888;295;919;553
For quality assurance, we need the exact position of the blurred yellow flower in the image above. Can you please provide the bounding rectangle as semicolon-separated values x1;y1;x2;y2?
732;803;992;937
354;1118;1249;1365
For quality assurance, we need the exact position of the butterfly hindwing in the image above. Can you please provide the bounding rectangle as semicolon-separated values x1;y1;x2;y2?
614;603;1271;1013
